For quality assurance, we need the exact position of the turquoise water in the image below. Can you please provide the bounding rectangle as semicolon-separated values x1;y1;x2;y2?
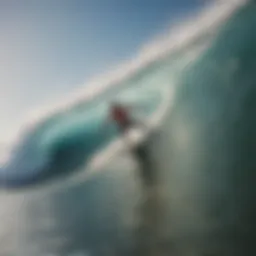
1;2;256;255
154;2;256;255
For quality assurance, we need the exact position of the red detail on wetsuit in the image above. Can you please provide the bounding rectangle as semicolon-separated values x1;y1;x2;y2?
111;107;130;126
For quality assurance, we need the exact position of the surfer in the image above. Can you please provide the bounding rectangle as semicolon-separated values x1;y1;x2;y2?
109;102;133;133
108;101;156;186
108;101;147;135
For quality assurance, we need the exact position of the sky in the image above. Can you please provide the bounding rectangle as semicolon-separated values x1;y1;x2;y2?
0;0;203;141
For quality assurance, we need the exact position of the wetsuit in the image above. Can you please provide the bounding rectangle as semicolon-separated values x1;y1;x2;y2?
110;104;155;186
110;105;133;133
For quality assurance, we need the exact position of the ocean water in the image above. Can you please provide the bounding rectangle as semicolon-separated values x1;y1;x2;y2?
0;1;255;255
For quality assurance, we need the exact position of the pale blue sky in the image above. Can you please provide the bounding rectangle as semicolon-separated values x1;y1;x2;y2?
0;0;203;140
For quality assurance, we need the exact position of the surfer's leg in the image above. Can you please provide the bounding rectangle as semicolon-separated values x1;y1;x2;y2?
134;144;156;187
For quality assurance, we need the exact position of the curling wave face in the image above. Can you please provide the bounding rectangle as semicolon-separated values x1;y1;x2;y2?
0;84;162;188
0;0;244;189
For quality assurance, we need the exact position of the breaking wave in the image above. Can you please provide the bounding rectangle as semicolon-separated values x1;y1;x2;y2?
0;0;246;188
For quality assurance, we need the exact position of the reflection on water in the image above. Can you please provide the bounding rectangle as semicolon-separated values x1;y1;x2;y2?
132;135;172;256
13;134;171;256
17;166;140;255
134;180;168;256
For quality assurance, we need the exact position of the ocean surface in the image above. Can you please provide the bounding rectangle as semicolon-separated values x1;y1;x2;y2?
0;1;255;255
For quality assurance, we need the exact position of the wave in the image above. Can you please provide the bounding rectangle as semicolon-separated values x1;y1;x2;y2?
13;84;174;194
0;87;162;188
0;0;246;189
3;0;245;146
